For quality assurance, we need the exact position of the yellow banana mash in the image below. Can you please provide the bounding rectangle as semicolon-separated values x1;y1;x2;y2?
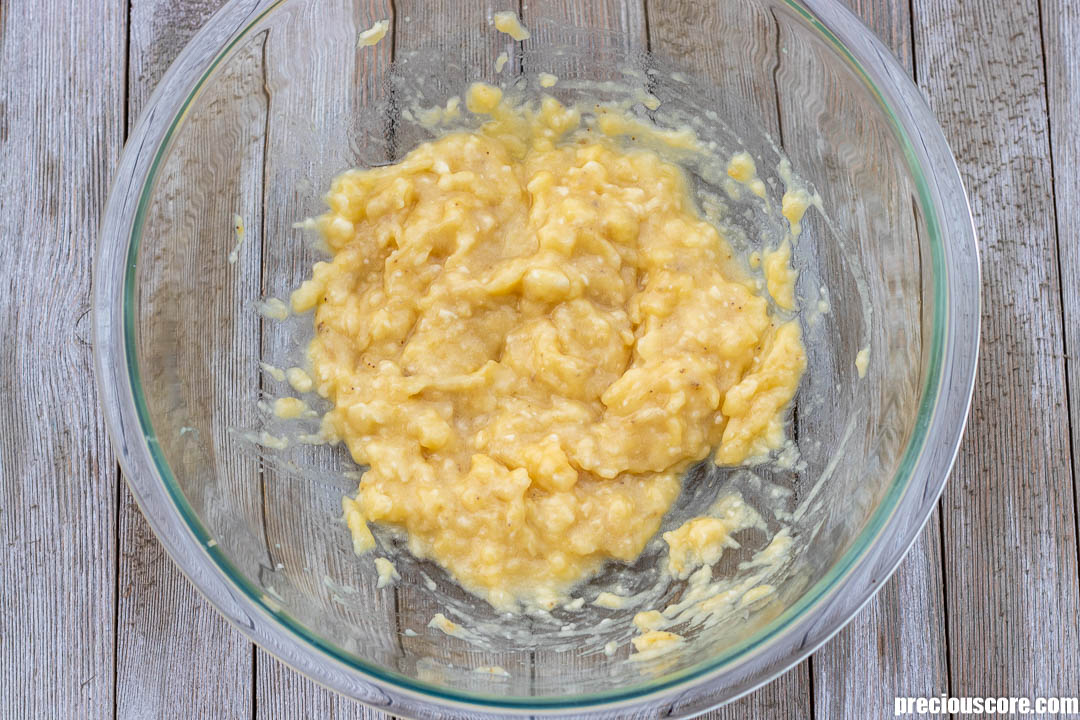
293;83;806;610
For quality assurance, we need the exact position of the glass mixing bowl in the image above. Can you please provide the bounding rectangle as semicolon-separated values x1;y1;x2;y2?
94;0;979;716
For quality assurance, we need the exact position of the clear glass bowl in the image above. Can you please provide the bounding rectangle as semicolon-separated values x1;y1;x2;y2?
94;0;979;716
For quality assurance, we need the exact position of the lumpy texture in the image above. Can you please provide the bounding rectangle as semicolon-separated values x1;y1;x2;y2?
295;86;805;609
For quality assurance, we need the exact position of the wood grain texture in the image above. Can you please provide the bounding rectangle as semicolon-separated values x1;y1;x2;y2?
255;649;384;720
525;0;647;47
1043;0;1080;661
116;491;254;719
394;0;514;85
845;0;913;73
915;0;1080;699
808;3;950;718
0;0;124;717
647;0;783;138
810;521;949;717
115;2;256;719
524;0;646;79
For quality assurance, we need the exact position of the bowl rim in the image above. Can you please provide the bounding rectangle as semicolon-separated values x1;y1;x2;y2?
93;0;980;715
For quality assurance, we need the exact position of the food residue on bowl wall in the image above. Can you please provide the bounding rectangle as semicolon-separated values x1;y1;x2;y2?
356;19;389;48
374;557;400;588
228;213;245;264
493;11;530;41
256;297;289;321
855;346;870;378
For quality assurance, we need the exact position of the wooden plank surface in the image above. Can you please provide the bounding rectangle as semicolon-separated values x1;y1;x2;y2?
647;0;783;138
808;2;950;717
393;0;513;85
526;0;647;53
114;2;255;718
915;0;1080;701
0;0;125;717
1043;0;1080;647
256;648;382;720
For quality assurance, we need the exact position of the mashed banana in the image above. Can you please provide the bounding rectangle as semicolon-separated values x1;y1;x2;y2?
295;84;805;610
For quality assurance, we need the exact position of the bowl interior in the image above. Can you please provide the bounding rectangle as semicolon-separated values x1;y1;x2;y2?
126;0;937;708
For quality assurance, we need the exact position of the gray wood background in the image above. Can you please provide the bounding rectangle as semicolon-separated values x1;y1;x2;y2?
2;0;1078;717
